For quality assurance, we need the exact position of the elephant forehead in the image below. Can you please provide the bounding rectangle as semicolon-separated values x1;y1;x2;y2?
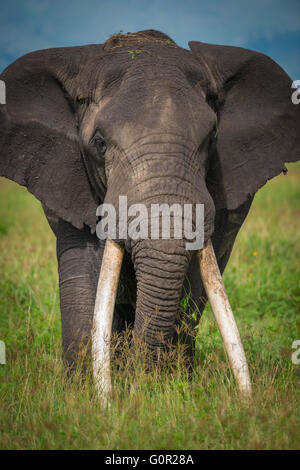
79;47;216;148
93;80;215;149
99;44;207;99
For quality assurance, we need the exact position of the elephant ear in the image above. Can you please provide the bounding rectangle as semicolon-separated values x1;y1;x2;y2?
189;41;300;210
0;45;104;232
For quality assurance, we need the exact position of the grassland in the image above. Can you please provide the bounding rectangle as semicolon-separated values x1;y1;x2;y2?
0;163;299;449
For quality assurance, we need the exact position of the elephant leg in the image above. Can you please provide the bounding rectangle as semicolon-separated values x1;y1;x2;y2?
56;219;104;370
55;219;135;371
181;197;254;361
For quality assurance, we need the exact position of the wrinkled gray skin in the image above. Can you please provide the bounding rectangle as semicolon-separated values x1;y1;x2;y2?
0;30;299;368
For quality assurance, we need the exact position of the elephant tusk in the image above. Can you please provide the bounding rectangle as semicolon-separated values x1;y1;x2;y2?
197;239;252;399
92;238;124;402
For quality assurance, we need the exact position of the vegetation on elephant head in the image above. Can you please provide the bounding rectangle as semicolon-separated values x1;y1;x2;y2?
103;29;178;52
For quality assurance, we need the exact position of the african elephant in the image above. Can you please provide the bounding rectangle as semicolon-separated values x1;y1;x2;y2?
1;30;299;397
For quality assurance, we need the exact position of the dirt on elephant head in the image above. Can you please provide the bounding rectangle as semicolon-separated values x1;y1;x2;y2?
103;29;177;51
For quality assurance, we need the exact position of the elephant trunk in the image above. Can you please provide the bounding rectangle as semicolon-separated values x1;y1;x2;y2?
132;239;191;353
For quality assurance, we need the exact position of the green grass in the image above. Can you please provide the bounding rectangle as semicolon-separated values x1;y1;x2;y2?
0;164;299;450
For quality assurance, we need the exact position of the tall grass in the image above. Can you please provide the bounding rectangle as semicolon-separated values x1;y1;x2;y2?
0;163;299;449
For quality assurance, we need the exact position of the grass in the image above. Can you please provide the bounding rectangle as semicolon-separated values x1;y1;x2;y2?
0;163;299;450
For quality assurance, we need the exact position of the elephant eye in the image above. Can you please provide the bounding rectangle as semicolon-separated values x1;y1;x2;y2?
93;131;107;157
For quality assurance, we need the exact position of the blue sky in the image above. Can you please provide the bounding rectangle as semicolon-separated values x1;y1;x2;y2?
0;0;299;79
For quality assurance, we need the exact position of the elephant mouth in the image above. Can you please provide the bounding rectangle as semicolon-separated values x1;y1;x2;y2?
91;238;252;404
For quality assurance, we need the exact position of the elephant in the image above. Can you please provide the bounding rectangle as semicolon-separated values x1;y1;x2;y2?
1;30;299;398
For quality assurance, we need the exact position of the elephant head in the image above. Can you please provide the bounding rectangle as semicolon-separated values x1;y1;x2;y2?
1;30;299;399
